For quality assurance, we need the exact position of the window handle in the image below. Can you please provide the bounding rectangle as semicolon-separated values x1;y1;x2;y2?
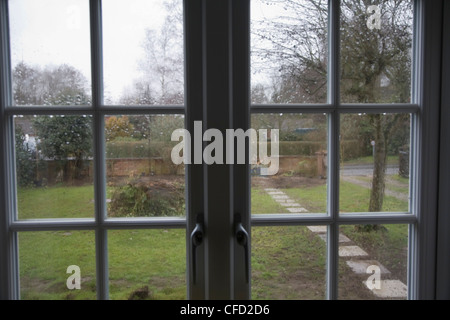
234;213;249;284
190;213;204;285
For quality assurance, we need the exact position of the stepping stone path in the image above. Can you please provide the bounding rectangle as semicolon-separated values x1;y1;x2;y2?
263;187;408;299
346;260;391;275
264;188;309;214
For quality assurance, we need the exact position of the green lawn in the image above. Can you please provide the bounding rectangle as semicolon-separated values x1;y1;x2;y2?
17;184;95;219
251;226;326;300
342;155;399;166
17;179;409;300
250;181;409;299
252;180;408;214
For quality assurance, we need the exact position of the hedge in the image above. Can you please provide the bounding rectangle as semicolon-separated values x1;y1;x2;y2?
106;141;175;159
105;139;365;159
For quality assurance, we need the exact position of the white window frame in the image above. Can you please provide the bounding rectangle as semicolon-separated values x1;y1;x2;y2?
0;0;446;300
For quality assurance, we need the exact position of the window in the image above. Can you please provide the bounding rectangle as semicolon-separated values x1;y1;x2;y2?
0;0;446;300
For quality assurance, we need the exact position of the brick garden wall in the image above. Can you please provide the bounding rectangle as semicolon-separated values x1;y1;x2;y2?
33;154;324;185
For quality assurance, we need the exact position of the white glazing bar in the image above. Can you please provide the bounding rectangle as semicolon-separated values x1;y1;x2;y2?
5;105;185;116
251;104;419;114
5;106;94;115
10;219;97;232
104;217;187;230
9;217;187;232
338;213;417;225
0;0;9;300
415;0;442;300
338;104;419;113
0;0;19;300
251;212;416;227
406;0;422;300
90;0;109;300
251;214;332;227
99;105;185;114
251;104;334;114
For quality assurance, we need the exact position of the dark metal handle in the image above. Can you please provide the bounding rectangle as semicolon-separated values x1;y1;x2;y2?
234;213;249;283
190;213;204;284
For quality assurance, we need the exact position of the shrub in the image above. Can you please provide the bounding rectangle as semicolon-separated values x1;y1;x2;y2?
109;179;185;217
267;141;326;156
106;140;174;159
15;126;35;187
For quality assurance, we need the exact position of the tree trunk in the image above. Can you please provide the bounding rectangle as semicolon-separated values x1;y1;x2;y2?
369;114;387;212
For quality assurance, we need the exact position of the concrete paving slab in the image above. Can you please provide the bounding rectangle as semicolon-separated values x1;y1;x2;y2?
346;260;391;275
280;202;301;207
339;245;368;257
307;226;327;233
271;195;290;199
364;280;407;299
267;191;285;195
338;234;351;243
275;199;296;203
317;233;351;243
286;207;309;213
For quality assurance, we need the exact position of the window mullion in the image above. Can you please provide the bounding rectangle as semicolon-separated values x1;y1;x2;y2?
412;0;443;300
326;0;340;301
436;0;450;300
0;0;20;300
89;0;108;301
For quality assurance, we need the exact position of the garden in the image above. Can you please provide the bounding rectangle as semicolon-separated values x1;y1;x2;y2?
17;168;409;300
15;113;410;300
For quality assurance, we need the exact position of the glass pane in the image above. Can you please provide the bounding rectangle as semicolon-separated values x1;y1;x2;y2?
108;229;186;300
15;115;94;219
252;226;327;299
340;0;414;103
103;0;184;105
19;231;96;300
340;113;410;213
9;0;91;106
338;224;408;300
251;0;328;104
251;113;328;214
106;115;185;218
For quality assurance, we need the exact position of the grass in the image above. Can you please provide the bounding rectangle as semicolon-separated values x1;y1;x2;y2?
250;180;408;299
19;230;97;300
17;184;95;219
343;155;399;166
251;189;285;214
339;181;408;212
17;176;410;300
283;184;327;213
19;227;186;300
340;224;408;283
251;226;326;300
254;180;408;214
108;229;186;300
18;184;186;300
351;175;409;196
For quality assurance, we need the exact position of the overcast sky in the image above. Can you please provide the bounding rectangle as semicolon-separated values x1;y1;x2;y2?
9;0;167;103
8;0;282;103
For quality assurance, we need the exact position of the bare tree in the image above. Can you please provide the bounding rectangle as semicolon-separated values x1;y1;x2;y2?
13;62;90;106
137;0;184;105
252;0;413;214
